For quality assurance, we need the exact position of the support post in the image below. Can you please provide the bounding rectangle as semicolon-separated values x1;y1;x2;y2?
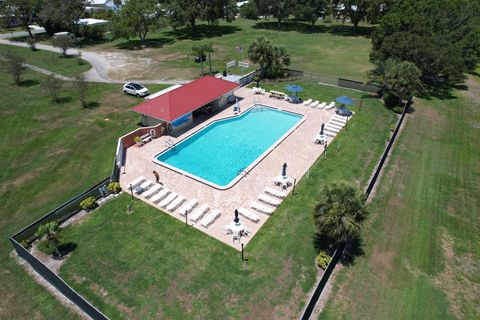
293;178;297;195
324;142;328;160
185;211;188;227
241;243;244;261
129;184;134;200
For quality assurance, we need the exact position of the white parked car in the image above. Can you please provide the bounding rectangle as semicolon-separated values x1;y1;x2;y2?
123;82;149;97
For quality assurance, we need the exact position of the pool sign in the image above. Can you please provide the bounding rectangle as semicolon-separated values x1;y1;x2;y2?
226;60;236;69
238;61;249;69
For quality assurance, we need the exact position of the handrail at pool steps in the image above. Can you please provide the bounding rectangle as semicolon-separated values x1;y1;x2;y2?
166;138;176;149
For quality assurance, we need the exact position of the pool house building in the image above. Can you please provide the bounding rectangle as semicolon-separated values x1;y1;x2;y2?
132;76;239;132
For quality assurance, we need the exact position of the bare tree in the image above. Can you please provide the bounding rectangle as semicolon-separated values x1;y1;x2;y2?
51;36;73;57
1;51;26;85
42;74;62;102
72;74;88;107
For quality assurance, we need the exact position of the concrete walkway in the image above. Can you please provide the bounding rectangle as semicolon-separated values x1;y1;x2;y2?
0;39;189;85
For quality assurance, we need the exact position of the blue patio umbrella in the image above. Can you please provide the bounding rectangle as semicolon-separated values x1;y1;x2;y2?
335;96;355;105
285;84;303;96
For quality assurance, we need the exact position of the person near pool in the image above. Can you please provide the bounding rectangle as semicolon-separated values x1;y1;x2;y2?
153;170;163;185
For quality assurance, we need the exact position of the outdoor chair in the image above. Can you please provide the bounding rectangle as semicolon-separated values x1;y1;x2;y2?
303;99;313;106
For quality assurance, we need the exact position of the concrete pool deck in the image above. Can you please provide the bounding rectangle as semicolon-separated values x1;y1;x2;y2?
120;87;343;250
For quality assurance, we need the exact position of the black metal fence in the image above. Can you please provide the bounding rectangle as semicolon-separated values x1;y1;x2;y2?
11;177;111;243
10;238;109;320
300;98;411;319
365;98;411;198
283;69;382;94
300;243;345;320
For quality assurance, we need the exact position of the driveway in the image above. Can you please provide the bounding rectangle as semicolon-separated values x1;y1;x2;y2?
0;38;188;85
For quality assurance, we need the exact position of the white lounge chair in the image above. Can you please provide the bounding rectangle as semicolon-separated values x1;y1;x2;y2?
317;102;327;109
189;204;209;222
166;195;185;212
258;194;282;207
159;192;178;208
264;187;286;199
129;176;146;188
178;199;198;216
200;209;221;228
326;123;341;132
150;188;170;203
310;100;319;108
325;101;336;110
250;201;275;215
332;115;349;123
142;184;162;198
303;99;312;106
238;207;260;223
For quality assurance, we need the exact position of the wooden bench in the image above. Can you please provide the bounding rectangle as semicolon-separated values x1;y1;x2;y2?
269;90;286;99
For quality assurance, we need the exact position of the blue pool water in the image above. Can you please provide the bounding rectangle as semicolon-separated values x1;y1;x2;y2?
156;106;303;188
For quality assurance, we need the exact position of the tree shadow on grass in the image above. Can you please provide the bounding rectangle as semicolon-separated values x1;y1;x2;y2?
55;96;72;104
341;236;365;267
84;101;100;109
19;79;39;87
312;233;365;266
114;37;175;50
419;82;468;101
56;242;77;257
164;24;242;41
253;21;372;38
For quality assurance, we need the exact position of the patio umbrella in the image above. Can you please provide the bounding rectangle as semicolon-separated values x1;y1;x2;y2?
335;96;355;105
320;123;324;135
285;84;303;97
282;163;288;177
234;209;239;223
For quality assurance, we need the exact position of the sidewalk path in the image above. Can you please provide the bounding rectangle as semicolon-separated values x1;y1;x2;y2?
0;39;189;85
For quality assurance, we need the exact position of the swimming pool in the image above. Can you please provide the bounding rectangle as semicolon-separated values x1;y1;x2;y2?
154;105;304;189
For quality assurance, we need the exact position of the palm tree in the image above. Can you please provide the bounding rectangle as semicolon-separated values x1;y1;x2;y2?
191;45;206;76
367;58;397;97
389;61;423;103
204;43;214;74
35;221;62;257
248;37;273;78
313;183;369;246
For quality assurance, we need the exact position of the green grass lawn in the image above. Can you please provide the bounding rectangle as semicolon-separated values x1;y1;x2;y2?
320;76;480;319
75;19;372;81
0;44;91;77
0;67;168;319
56;83;396;319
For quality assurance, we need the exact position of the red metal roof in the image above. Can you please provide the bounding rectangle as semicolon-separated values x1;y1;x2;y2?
131;76;239;122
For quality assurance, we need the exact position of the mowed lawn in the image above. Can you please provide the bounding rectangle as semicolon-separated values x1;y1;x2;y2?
320;76;480;319
80;19;372;81
0;44;91;77
57;84;396;319
0;68;168;319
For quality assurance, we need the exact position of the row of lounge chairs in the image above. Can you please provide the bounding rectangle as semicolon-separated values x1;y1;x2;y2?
303;99;336;110
129;176;221;229
322;114;351;138
236;185;288;223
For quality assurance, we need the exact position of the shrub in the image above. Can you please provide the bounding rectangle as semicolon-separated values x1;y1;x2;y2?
80;196;97;210
107;181;121;193
20;239;30;249
392;106;403;114
323;17;332;24
134;136;142;144
316;250;332;269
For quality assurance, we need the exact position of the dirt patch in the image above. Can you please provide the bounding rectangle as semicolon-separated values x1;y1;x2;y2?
369;246;396;282
90;282;108;297
432;229;480;319
30;244;66;274
462;76;480;105
165;280;194;315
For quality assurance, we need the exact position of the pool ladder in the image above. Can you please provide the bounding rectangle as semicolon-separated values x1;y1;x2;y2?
166;139;175;149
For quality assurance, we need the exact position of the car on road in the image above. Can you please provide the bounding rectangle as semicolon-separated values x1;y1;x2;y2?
123;82;149;97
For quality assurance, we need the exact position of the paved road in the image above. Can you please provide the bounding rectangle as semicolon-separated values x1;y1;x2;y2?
0;28;46;39
0;38;188;85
